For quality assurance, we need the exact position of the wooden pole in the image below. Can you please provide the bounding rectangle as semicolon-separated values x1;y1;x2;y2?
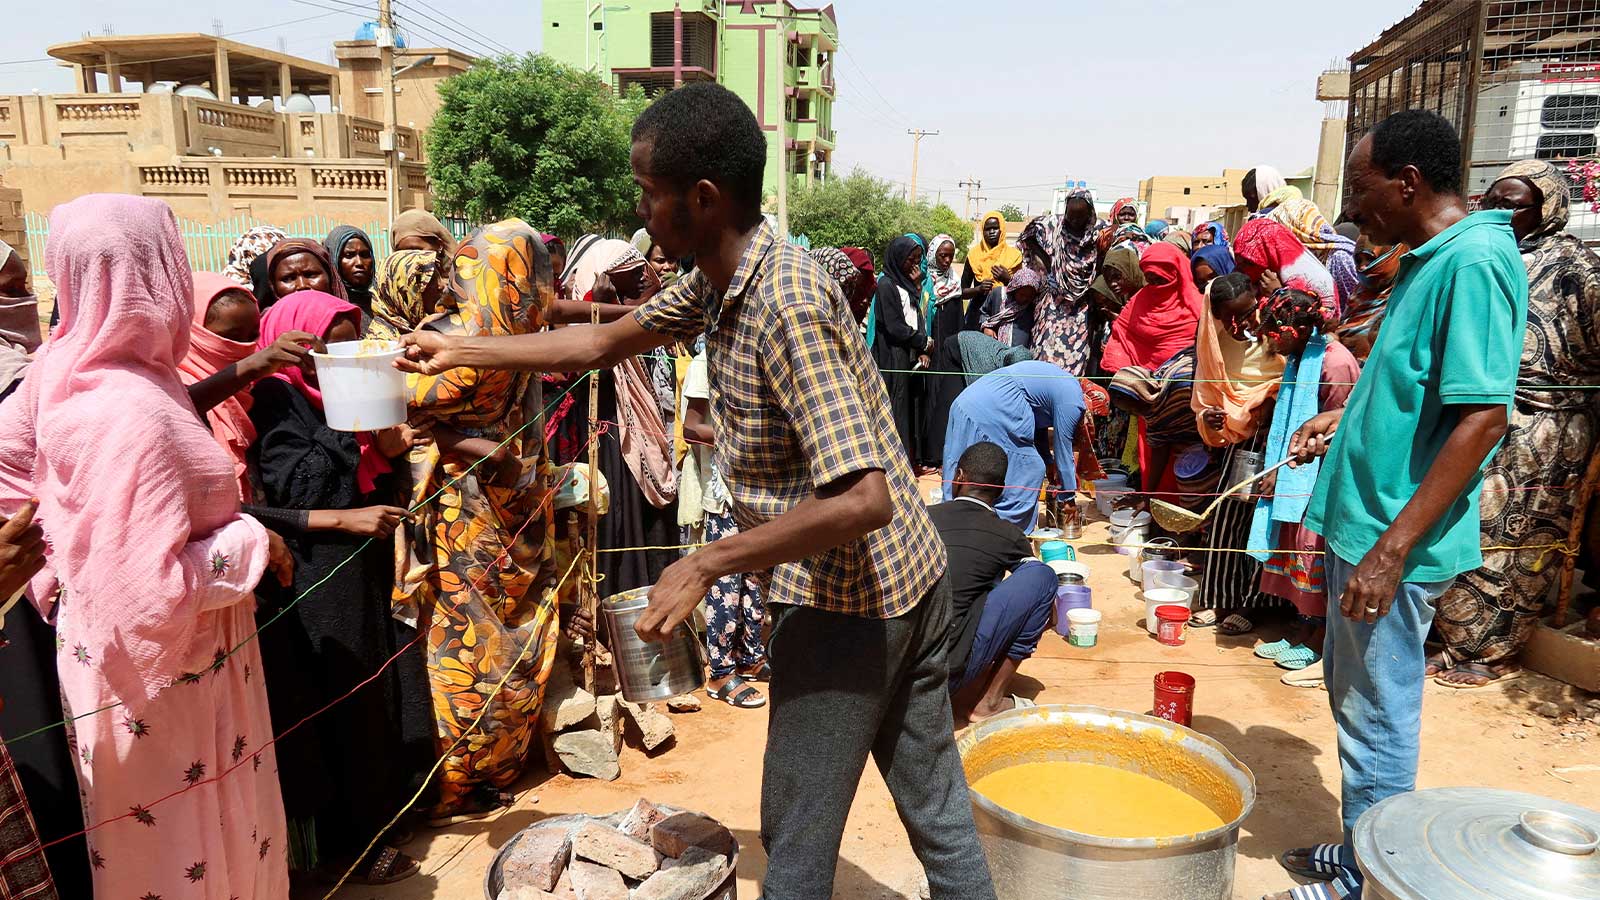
582;311;602;695
1555;451;1600;627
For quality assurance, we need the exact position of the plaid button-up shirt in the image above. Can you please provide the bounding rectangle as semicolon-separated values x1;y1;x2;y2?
634;221;945;618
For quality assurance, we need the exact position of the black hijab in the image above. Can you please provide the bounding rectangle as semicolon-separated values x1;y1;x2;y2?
324;225;375;315
881;236;924;298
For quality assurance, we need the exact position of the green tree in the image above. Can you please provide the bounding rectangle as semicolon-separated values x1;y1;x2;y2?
425;54;647;234
788;168;975;266
998;203;1026;222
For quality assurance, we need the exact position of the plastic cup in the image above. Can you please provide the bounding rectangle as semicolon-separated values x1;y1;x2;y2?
1141;560;1188;593
1067;608;1102;648
1155;605;1190;646
1153;671;1196;727
1143;589;1192;634
1039;541;1075;563
310;339;407;432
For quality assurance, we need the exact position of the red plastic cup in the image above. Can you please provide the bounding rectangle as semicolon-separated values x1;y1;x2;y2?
1153;671;1196;727
1154;605;1189;646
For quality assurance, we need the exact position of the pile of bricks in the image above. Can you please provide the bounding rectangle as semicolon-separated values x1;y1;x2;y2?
540;640;688;781
497;799;735;900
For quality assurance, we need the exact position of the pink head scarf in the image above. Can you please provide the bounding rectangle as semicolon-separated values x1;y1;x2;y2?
257;290;392;491
256;289;359;405
0;195;262;702
1101;242;1205;374
179;272;259;501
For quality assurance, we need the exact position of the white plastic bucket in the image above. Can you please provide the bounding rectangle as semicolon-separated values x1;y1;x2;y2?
1141;560;1188;593
1142;589;1193;635
310;340;407;432
1066;608;1102;647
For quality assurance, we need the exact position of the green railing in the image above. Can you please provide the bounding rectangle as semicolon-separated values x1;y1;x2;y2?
23;211;396;279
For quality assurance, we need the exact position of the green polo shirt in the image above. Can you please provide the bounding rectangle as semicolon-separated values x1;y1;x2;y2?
1304;210;1527;582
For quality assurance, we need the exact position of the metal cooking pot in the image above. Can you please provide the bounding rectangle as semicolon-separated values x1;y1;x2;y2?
601;587;706;703
958;704;1256;900
1353;787;1600;899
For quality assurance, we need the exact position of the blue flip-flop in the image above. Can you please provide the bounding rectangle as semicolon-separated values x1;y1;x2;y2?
1254;639;1294;660
1276;645;1320;671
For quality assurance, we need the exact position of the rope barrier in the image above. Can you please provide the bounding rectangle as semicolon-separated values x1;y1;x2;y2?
18;426;594;872
1;371;597;747
322;551;587;899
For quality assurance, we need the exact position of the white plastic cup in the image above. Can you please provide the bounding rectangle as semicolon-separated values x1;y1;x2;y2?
310;340;407;432
1067;608;1102;647
1142;589;1193;635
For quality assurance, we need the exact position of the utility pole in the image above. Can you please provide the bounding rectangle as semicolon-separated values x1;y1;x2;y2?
959;176;983;220
776;145;789;239
378;0;399;221
907;128;938;204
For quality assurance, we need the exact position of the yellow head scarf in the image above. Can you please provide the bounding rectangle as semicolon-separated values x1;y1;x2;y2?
965;210;1024;283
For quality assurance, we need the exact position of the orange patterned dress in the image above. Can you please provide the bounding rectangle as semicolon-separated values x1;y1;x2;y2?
397;220;560;817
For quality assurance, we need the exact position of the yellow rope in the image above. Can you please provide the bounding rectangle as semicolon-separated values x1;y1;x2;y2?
320;551;586;898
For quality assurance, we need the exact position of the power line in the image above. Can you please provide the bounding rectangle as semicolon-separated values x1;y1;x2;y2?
398;0;514;55
837;47;912;127
392;9;500;58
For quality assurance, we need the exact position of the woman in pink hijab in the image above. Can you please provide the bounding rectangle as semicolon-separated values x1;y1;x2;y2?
0;194;293;899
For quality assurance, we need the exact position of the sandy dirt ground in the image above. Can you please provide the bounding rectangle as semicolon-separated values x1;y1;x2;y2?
342;507;1600;900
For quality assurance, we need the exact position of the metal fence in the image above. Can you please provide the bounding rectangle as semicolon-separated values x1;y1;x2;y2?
1348;0;1600;241
22;212;397;280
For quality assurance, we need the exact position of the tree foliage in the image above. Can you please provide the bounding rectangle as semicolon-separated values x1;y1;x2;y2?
998;203;1026;222
425;54;647;235
788;168;975;266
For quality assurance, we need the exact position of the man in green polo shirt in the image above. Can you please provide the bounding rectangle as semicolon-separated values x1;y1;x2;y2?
1266;110;1527;900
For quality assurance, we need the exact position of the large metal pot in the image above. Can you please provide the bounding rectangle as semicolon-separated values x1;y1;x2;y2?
957;704;1255;900
601;587;706;703
1353;787;1600;899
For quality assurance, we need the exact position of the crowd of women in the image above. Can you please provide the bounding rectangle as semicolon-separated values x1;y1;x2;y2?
0;152;1597;898
834;161;1600;688
0;196;779;897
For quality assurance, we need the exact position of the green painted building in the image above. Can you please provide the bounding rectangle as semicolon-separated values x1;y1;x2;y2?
542;0;838;196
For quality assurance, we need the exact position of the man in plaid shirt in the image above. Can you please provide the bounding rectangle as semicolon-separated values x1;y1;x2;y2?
399;83;995;900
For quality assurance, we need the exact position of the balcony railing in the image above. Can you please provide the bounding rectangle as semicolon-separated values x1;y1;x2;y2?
0;92;420;162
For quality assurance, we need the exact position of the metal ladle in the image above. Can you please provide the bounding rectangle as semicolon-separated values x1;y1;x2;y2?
1150;456;1298;534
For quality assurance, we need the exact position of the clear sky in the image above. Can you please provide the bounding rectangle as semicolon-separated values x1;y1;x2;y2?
0;0;1416;211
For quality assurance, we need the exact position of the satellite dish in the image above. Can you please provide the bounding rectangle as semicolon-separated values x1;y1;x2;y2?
282;92;316;113
175;84;218;100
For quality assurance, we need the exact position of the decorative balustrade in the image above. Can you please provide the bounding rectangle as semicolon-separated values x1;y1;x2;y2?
351;124;381;145
193;103;278;135
225;167;297;188
299;119;317;136
55;100;141;121
314;167;386;191
140;166;211;187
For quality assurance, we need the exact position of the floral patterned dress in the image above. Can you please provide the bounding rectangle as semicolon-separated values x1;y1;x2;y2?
57;528;290;900
399;221;561;817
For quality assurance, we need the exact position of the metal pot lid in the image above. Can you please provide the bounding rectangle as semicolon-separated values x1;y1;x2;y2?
1353;788;1600;899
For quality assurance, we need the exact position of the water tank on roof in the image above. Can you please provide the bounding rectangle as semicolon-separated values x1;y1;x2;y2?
353;21;408;47
175;84;218;100
282;93;316;113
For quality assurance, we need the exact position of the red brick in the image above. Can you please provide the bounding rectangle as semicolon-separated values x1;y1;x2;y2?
618;798;669;842
572;821;658;881
650;812;736;860
499;827;571;893
567;860;629;900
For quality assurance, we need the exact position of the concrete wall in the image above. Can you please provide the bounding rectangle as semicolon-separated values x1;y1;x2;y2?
0;92;427;220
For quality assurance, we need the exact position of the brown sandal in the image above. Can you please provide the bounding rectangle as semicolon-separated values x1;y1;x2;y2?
350;846;420;884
